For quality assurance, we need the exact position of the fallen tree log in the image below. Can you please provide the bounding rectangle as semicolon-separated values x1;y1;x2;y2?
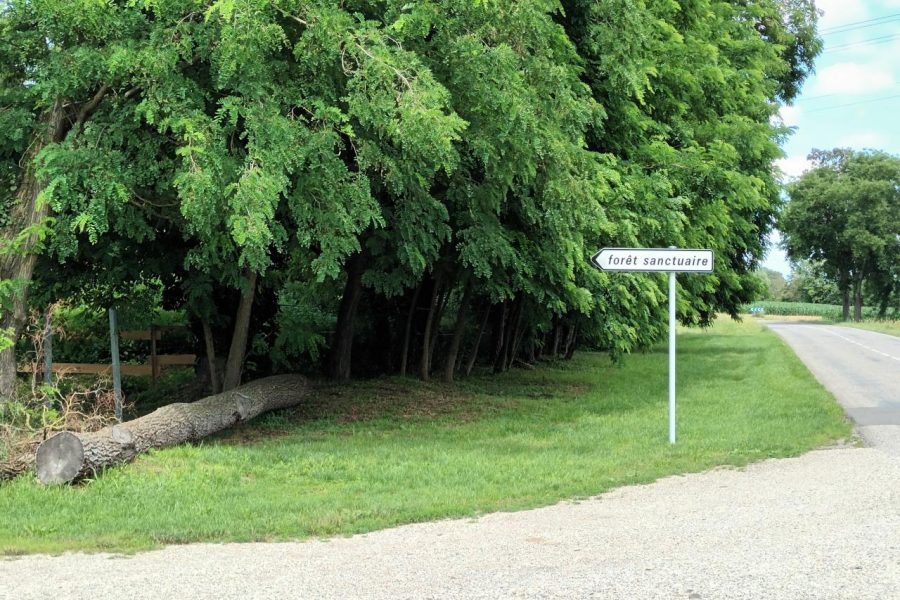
35;375;307;484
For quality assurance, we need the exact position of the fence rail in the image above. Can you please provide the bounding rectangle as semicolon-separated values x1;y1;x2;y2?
17;324;195;379
19;354;196;377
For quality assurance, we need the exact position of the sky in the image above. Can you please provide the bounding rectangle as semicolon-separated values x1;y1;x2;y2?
762;0;900;275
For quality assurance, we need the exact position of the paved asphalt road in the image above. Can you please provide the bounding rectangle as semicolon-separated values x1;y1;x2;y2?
765;322;900;455
2;322;898;599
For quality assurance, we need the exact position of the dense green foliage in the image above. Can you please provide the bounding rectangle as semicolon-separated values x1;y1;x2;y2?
782;259;841;304
755;260;843;304
782;149;900;321
1;0;822;386
0;320;849;554
755;267;788;301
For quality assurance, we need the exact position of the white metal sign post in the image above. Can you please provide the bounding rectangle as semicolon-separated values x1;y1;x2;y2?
591;247;714;444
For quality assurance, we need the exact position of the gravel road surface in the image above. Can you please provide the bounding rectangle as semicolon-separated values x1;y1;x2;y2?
765;322;900;455
3;447;898;600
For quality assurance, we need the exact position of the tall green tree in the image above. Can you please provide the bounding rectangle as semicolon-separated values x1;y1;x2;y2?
1;0;466;395
782;149;900;321
1;0;825;397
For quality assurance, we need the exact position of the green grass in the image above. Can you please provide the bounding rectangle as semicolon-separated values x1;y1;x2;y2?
0;319;850;555
838;320;900;337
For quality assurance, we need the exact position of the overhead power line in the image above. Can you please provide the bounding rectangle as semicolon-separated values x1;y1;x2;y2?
824;33;900;53
822;16;900;36
820;12;900;35
804;93;900;114
801;87;899;102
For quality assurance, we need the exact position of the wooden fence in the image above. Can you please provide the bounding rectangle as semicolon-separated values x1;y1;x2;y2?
19;325;196;378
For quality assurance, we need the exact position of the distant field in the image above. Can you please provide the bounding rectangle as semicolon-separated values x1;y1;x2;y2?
743;301;899;337
743;301;878;321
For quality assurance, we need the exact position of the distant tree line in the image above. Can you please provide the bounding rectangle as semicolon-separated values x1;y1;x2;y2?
755;262;836;304
1;0;821;399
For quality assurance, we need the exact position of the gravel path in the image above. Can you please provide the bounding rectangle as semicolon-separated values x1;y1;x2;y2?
3;446;898;600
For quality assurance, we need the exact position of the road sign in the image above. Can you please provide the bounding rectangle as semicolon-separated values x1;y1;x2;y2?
590;247;715;444
591;247;714;273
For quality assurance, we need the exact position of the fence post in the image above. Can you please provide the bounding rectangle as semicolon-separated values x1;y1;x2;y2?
42;308;53;388
108;308;123;421
150;325;159;382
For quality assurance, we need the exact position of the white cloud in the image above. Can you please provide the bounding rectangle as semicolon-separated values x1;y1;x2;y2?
838;131;889;149
778;104;803;127
816;0;869;31
813;62;896;95
775;156;813;181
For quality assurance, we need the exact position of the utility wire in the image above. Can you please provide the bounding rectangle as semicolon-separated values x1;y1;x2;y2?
801;87;898;102
824;33;900;52
798;92;841;101
804;93;900;114
820;13;900;34
822;16;900;36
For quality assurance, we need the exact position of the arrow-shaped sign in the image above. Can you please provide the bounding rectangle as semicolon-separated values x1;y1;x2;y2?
591;247;714;273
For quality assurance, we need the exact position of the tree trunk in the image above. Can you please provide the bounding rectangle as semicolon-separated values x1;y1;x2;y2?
419;274;443;381
201;318;221;394
853;278;863;322
509;317;526;369
841;290;850;322
562;322;576;359
35;374;307;484
502;298;523;372
222;270;258;391
399;282;422;377
551;317;562;357
330;251;365;382
442;282;473;383
491;301;509;373
426;284;450;375
840;271;850;322
565;327;578;360
464;304;491;377
0;101;68;403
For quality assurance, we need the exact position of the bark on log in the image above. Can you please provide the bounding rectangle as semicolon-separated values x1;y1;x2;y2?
35;374;307;485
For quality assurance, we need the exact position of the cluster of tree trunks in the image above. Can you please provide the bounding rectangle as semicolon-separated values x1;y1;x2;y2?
324;262;582;384
30;374;306;485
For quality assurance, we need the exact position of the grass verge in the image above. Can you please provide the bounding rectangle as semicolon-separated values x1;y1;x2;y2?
0;319;850;555
838;320;900;338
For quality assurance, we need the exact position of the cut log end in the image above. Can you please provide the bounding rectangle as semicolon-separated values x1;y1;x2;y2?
36;431;85;485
